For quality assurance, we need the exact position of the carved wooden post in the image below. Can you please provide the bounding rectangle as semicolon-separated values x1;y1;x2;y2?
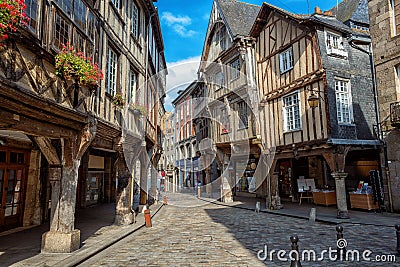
48;166;62;231
140;141;148;206
115;150;133;225
41;117;96;253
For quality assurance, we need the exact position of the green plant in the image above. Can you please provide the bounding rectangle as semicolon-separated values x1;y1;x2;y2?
112;93;125;107
130;103;148;115
55;43;104;86
0;0;29;42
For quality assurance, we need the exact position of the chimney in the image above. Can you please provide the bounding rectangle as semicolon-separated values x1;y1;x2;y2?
314;6;322;14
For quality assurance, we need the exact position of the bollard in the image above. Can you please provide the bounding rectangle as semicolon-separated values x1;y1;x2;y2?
144;209;152;227
395;224;400;255
163;195;167;205
290;235;302;267
336;225;346;261
197;186;201;198
309;208;316;223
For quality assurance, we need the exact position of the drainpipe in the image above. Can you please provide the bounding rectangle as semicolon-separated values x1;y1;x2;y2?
349;39;393;212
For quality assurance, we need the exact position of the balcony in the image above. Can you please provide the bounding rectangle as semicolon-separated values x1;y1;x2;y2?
390;102;400;128
326;46;348;59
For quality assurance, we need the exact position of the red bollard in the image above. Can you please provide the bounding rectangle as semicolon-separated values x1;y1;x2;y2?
163;195;167;205
144;209;152;227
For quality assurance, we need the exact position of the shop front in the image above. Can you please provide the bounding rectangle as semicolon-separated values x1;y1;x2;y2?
274;150;382;211
0;148;30;231
233;156;259;197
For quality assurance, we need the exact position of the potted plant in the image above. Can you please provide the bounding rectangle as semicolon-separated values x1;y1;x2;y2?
112;93;125;107
0;0;29;42
130;103;148;116
55;43;104;86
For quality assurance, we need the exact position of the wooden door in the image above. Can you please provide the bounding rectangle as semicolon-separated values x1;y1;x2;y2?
0;149;29;231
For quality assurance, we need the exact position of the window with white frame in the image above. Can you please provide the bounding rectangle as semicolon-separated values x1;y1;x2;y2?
215;25;227;50
393;0;400;35
230;58;240;81
279;47;293;74
128;69;137;103
215;71;224;90
335;79;353;124
106;48;118;96
326;31;343;49
282;91;301;131
221;107;230;133
131;1;139;38
112;0;121;9
25;0;40;34
397;66;400;87
52;0;96;59
237;101;248;128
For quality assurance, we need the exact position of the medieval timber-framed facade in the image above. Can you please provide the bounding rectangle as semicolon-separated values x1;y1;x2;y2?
0;0;166;252
251;2;381;217
196;0;262;202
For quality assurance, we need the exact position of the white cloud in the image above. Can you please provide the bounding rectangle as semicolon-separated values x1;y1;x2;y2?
161;11;197;38
164;56;201;111
162;12;191;26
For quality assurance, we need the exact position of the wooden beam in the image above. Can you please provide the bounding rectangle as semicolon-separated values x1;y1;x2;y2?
33;136;61;165
0;109;76;138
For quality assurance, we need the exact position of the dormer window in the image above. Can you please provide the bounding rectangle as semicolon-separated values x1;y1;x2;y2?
325;30;348;58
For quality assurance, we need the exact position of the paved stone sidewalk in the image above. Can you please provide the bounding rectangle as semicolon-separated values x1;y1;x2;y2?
81;193;398;267
1;203;163;267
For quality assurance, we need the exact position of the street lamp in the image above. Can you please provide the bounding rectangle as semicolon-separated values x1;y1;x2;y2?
307;92;319;108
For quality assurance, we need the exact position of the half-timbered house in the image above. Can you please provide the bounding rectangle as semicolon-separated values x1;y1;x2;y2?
0;0;166;252
196;0;261;201
251;2;381;217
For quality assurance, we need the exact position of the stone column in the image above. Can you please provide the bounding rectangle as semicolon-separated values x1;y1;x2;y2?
149;166;157;203
114;152;133;225
41;156;81;253
331;172;350;219
221;176;233;203
205;166;212;197
139;150;148;206
269;172;282;210
41;118;96;253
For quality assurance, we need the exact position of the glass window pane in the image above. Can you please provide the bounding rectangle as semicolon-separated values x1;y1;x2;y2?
17;153;24;164
55;0;72;14
10;152;17;163
0;151;6;163
73;0;87;31
53;12;70;50
25;0;39;33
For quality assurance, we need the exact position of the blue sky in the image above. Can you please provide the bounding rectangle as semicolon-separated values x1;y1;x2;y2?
154;0;343;110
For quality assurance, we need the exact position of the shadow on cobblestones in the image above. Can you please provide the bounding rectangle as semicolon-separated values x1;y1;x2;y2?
204;205;398;267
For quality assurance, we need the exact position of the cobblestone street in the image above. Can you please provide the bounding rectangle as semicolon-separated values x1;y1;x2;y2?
80;193;397;267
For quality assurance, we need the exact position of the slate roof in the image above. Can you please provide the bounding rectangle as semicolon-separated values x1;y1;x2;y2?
217;0;260;37
309;14;352;34
330;0;370;24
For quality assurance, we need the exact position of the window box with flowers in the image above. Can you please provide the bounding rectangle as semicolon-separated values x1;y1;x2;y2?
55;43;104;88
112;93;125;108
0;0;29;42
130;103;147;116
